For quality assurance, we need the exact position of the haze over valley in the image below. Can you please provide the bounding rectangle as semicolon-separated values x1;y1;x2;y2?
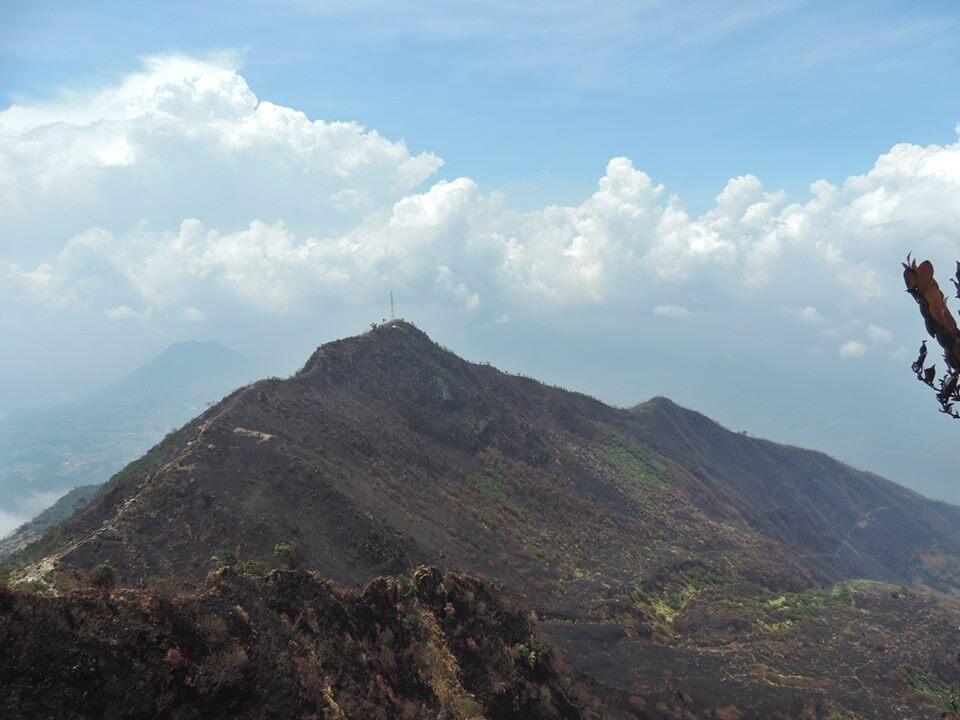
5;3;960;718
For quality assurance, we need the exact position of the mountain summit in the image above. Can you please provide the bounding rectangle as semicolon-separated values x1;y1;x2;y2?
8;320;960;717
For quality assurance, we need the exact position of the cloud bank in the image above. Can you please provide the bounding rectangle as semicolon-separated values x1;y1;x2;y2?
0;54;441;262
3;54;960;376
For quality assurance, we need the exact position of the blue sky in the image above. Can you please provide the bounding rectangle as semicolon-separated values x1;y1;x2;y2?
2;0;960;511
4;0;960;213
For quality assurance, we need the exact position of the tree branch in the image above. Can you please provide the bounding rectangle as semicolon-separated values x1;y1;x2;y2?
903;256;960;419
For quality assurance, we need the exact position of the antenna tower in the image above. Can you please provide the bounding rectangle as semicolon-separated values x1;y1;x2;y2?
390;292;395;321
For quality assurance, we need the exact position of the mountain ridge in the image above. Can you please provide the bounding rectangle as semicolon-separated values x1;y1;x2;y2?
0;339;264;535
2;565;612;719
7;320;960;718
0;484;99;560
12;320;960;593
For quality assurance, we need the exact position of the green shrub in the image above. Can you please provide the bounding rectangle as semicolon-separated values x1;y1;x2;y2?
902;665;960;713
235;559;268;576
469;457;521;512
14;579;48;595
513;643;532;665
211;549;239;568
531;638;553;661
274;541;304;570
596;425;669;492
716;581;868;634
315;640;334;667
88;563;117;590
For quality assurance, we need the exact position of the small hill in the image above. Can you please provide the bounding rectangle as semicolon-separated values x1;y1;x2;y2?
7;320;960;717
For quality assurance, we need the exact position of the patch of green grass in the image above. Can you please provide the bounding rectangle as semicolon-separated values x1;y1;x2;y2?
839;578;900;593
709;578;904;635
902;665;960;713
755;589;845;632
12;579;50;594
723;583;862;633
596;425;669;492
136;479;187;514
631;566;729;628
469;458;521;512
631;586;685;626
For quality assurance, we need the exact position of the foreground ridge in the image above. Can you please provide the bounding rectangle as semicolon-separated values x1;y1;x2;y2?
1;566;615;720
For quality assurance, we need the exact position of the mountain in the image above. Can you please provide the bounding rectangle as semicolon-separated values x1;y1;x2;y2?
442;316;960;507
0;340;263;535
6;321;960;718
1;566;609;719
101;340;259;403
628;396;960;589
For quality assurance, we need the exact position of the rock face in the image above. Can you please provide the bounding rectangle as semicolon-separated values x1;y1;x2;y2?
0;567;607;720
6;320;960;718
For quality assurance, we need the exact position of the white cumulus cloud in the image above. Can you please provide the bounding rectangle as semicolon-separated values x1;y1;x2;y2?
0;54;442;263
867;323;894;345
839;340;868;358
795;306;826;325
3;54;960;388
654;304;698;319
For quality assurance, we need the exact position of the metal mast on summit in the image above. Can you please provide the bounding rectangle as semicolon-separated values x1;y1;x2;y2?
390;292;395;321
